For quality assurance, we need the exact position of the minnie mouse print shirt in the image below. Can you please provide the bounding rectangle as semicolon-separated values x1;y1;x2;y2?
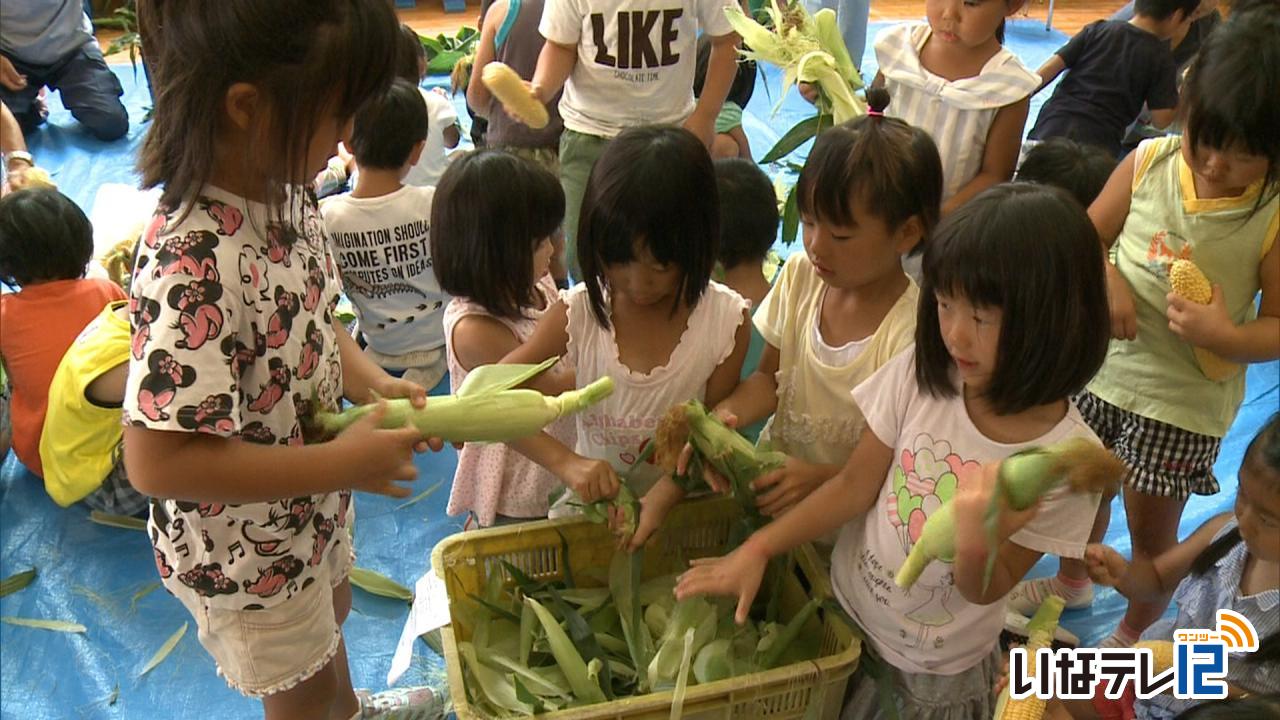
124;185;351;611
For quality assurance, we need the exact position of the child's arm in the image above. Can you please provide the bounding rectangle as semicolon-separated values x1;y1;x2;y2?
530;40;577;106
1034;54;1067;93
676;426;894;623
703;308;752;407
714;342;780;428
685;32;740;149
500;299;570;365
509;431;620;503
1088;150;1140;340
1086;512;1233;603
942;97;1031;215
466;5;502;117
453;314;574;395
1166;236;1280;363
124;404;430;504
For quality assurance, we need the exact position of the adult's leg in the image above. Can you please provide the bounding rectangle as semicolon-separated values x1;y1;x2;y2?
48;41;128;141
558;130;609;280
836;0;872;71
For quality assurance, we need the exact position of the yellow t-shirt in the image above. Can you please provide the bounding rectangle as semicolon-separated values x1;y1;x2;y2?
40;301;130;506
754;254;919;466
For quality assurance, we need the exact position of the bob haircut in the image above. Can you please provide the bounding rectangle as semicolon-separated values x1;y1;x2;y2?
714;157;778;269
136;0;399;217
577;125;719;328
430;149;564;320
0;188;94;287
1179;0;1280;215
915;183;1110;415
1015;137;1117;208
796;88;942;252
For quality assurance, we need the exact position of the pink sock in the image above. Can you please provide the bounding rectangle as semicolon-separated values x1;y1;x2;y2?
1116;621;1141;643
1054;572;1092;590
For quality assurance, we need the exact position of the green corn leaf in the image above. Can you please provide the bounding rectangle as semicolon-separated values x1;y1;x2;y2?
610;549;653;691
781;182;800;246
468;592;522;624
89;511;147;531
0;568;36;598
513;675;548;714
460;641;534;715
350;567;413;602
669;628;697;720
139;622;187;677
547;586;615;699
395;479;444;510
524;596;607;704
761;113;825;163
519;600;537;666
1;616;86;633
130;581;162;610
486;655;571;700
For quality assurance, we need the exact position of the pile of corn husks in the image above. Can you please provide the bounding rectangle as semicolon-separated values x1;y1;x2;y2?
454;549;824;716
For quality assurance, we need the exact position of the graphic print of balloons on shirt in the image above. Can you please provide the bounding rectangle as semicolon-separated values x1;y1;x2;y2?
887;434;981;557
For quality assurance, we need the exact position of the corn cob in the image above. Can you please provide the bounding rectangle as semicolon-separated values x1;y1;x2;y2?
309;363;613;442
1168;259;1241;382
993;595;1065;720
1135;640;1175;673
481;61;549;129
655;401;787;526
895;439;1123;589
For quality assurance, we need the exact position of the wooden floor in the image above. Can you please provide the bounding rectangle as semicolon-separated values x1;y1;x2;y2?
100;1;1128;62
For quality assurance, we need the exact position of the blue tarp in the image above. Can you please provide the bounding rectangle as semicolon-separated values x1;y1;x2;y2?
3;18;1276;719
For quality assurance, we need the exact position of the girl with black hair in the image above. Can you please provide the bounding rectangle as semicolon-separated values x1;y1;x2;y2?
430;149;580;528
1013;1;1280;648
123;2;445;716
678;183;1114;719
1058;414;1280;719
504;125;751;520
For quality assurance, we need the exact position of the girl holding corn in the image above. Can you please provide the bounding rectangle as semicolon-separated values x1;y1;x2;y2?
504;125;751;517
678;184;1113;719
626;89;943;547
1008;2;1280;649
121;2;445;717
1051;414;1279;719
430;149;588;528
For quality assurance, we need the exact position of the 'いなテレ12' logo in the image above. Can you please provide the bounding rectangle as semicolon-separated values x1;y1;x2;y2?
1008;609;1259;702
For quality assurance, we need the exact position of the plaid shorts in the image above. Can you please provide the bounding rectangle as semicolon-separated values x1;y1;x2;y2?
1074;391;1221;501
81;457;150;518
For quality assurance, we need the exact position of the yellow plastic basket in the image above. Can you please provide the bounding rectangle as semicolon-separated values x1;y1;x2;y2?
432;497;862;719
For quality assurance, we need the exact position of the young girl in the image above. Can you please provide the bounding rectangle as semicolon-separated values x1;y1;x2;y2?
630;89;943;546
124;2;438;717
677;183;1112;719
0;188;126;483
431;149;578;528
873;0;1040;215
504;125;751;514
1011;3;1280;646
1056;413;1279;719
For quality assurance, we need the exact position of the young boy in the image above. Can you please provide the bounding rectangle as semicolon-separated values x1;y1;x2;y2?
1027;0;1199;158
399;24;462;189
320;79;451;390
713;157;778;441
1015;137;1118;210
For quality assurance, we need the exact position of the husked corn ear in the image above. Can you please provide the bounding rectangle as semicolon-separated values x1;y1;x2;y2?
481;62;549;129
1168;260;1241;382
993;596;1065;720
1170;260;1213;304
1135;640;1175;673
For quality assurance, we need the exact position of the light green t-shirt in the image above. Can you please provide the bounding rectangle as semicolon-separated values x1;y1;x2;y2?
1088;136;1278;438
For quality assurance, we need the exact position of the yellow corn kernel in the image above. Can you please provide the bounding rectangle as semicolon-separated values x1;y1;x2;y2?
1135;640;1175;673
481;62;548;129
994;596;1064;720
1169;259;1213;304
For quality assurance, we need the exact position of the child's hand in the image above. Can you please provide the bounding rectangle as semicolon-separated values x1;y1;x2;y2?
1106;264;1138;340
798;82;819;105
752;456;829;517
1166;286;1231;352
374;375;450;452
620;477;685;552
337;401;426;498
559;454;620;504
675;541;769;625
953;461;1041;558
1084;543;1128;587
674;409;737;494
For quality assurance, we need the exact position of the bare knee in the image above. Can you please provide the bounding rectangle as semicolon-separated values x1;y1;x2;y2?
263;660;339;720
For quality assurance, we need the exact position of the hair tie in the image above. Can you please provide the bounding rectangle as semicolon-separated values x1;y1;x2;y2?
866;109;884;118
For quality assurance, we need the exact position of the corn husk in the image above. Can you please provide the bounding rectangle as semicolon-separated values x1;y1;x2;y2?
0;568;36;598
350;567;413;602
1;616;86;633
139;622;188;677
